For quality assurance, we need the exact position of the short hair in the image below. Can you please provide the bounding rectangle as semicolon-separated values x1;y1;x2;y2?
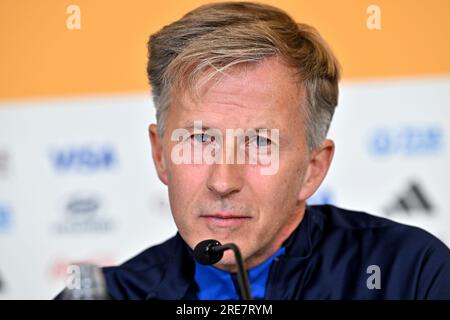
147;1;340;151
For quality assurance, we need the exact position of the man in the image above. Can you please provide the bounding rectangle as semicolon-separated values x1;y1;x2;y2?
102;2;450;299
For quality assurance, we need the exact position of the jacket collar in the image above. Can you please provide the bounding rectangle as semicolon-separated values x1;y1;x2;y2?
145;233;197;300
265;205;326;299
283;205;325;258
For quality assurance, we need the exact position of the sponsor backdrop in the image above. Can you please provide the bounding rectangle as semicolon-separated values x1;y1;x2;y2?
0;0;449;299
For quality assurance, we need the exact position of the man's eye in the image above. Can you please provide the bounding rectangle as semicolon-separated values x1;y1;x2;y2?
254;136;271;147
191;133;213;143
246;135;272;149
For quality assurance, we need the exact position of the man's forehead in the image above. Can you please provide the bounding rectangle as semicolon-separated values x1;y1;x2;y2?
173;93;285;129
165;58;304;134
173;58;301;110
170;99;299;135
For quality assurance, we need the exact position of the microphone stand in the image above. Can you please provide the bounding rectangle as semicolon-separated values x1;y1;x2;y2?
211;243;253;300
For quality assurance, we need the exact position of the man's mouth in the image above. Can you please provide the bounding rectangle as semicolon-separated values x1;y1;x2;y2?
199;212;252;228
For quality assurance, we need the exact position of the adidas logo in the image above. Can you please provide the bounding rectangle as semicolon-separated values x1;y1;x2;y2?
384;182;434;216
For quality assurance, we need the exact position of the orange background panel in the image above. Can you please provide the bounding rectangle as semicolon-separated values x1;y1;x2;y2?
1;0;450;100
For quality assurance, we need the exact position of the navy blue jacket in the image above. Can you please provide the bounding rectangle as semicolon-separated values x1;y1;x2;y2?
102;205;450;299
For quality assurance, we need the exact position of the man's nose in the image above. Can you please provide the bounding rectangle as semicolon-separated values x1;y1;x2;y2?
206;163;243;198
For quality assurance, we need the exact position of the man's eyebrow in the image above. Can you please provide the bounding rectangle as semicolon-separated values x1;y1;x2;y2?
180;124;211;131
179;122;278;132
253;127;274;132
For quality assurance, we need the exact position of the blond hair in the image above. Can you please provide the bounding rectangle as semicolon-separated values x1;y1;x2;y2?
147;1;340;150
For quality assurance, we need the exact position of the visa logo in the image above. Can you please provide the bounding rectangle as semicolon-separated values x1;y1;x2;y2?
49;145;117;173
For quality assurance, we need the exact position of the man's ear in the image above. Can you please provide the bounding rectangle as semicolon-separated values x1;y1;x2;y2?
299;139;335;201
149;124;168;185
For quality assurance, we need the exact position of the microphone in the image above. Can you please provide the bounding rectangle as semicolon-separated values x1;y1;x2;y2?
194;239;253;300
60;264;110;300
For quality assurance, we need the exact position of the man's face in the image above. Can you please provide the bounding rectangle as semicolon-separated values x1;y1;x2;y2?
150;57;326;271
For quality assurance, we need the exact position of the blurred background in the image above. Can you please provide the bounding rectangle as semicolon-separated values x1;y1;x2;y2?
0;0;449;299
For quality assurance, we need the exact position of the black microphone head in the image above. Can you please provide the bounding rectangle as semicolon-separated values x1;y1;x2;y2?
194;239;224;265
